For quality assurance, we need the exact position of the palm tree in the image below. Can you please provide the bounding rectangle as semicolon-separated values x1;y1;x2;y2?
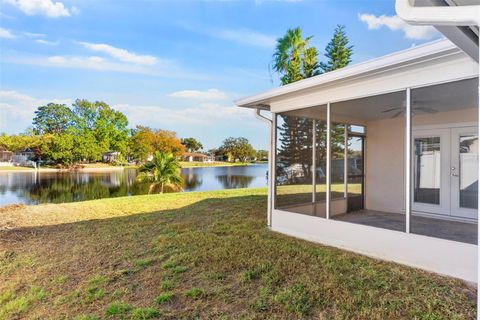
137;151;183;194
272;27;320;85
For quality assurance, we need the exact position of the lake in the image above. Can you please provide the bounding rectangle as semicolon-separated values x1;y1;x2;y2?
0;164;268;206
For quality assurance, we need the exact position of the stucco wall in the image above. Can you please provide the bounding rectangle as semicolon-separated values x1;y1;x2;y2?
365;117;405;213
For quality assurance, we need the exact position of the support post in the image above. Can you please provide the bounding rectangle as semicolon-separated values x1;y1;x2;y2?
326;103;331;219
344;125;348;198
477;42;479;318
312;120;316;204
405;88;412;234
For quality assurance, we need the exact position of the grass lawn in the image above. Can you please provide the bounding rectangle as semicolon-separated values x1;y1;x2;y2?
0;188;476;319
180;161;251;168
0;166;34;171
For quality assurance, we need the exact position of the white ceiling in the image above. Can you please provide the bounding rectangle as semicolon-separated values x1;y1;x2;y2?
281;78;478;122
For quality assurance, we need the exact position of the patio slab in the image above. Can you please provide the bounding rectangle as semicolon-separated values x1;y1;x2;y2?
334;210;477;245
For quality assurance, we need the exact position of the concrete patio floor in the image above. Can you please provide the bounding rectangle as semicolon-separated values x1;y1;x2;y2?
334;210;477;245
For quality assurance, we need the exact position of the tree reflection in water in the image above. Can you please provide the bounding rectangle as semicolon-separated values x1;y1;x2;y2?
182;171;203;190
0;164;268;206
215;175;254;189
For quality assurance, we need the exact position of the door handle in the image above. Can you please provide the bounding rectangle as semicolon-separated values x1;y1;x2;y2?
452;173;459;177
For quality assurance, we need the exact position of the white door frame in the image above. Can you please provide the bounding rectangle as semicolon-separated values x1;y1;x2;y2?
412;128;451;216
451;126;478;219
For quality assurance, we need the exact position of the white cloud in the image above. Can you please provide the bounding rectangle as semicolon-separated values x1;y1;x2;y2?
4;0;75;18
255;0;302;4
1;53;208;80
35;38;58;45
218;29;276;48
24;31;46;38
358;13;439;40
0;90;70;132
77;41;158;65
114;102;252;128
43;55;157;74
0;27;15;39
168;89;228;101
178;22;276;48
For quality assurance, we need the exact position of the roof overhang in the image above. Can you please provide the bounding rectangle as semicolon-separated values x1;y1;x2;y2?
236;39;476;112
416;0;479;62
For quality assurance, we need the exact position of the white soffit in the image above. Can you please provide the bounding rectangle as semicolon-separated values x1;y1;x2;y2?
278;78;478;122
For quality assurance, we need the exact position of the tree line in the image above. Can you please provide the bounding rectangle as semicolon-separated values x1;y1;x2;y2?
0;99;267;166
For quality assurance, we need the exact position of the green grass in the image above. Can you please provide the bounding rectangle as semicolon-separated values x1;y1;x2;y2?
0;166;34;171
130;307;160;319
184;287;205;299
105;302;132;315
0;188;476;319
155;293;174;304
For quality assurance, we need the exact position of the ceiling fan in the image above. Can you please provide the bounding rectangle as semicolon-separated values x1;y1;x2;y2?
381;106;438;118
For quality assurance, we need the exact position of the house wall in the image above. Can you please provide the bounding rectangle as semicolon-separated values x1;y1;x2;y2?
364;107;477;213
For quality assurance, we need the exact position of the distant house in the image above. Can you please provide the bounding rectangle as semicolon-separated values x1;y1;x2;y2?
215;155;225;162
183;152;214;163
0;148;13;166
12;148;36;167
103;151;121;163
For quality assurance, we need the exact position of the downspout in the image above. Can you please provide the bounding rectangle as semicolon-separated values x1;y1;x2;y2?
395;1;480;318
255;108;274;228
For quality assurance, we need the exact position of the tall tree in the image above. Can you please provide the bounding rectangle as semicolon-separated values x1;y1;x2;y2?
137;151;183;194
128;126;185;163
128;126;153;163
39;133;75;165
272;27;320;85
256;149;268;161
320;25;353;73
272;28;320;176
219;137;255;162
32;103;73;134
181;137;203;153
71;99;129;161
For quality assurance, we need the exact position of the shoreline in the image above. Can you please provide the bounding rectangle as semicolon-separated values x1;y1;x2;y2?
0;166;126;173
0;162;260;173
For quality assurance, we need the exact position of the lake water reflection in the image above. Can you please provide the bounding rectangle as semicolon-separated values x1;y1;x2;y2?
0;164;268;206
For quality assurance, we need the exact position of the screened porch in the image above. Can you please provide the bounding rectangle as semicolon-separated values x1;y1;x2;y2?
273;78;479;245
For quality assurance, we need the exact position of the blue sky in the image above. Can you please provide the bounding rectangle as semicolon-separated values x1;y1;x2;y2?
0;0;441;150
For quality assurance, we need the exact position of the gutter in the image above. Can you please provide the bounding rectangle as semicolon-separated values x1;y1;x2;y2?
254;108;274;228
396;0;479;25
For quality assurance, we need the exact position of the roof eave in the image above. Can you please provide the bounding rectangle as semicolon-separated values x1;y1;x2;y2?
235;39;459;109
